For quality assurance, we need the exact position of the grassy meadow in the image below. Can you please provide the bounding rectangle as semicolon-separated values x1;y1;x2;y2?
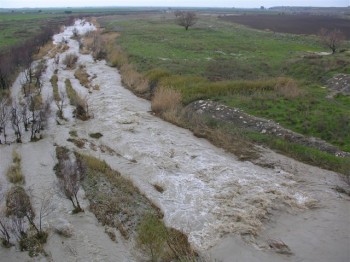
99;14;350;153
0;13;67;50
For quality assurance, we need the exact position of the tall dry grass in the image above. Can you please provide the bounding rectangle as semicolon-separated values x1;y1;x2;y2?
62;53;78;69
120;64;149;94
50;75;60;102
151;87;182;114
6;150;25;184
274;77;303;99
74;66;90;89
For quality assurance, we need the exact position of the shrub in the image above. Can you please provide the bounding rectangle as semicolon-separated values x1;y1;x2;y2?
89;132;103;139
74;66;90;89
63;53;78;69
6;165;24;184
65;79;78;105
6;151;24;184
151;87;182;114
136;213;167;262
136;213;197;261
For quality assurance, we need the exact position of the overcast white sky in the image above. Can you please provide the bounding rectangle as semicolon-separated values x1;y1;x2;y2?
1;0;349;8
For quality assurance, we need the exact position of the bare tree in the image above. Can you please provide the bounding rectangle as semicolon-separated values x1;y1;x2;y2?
10;216;26;241
33;60;47;95
36;194;54;234
57;157;86;213
21;99;31;132
11;104;23;143
5;186;40;235
0;55;11;90
0;97;10;144
319;28;346;54
56;90;66;119
176;11;198;30
0;188;12;247
0;214;12;247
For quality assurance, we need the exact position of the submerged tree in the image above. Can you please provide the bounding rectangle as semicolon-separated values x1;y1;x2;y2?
319;28;346;54
57;157;86;213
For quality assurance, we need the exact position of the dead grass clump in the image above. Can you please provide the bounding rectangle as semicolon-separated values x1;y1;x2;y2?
274;77;303;99
67;138;86;148
74;65;90;89
77;154;109;173
6;151;24;184
65;79;78;105
63;53;78;69
6;165;24;184
153;184;165;193
50;75;60;102
120;64;149;95
74;98;91;121
151;87;182;114
65;79;91;120
107;46;128;68
33;42;55;60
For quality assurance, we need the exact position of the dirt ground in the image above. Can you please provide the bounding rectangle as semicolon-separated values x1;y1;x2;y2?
219;14;350;39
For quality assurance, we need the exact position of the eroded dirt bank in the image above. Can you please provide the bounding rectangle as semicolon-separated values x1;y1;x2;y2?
0;19;349;261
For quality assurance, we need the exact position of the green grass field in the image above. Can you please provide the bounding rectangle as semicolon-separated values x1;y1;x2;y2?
0;13;67;50
104;15;325;78
99;14;350;152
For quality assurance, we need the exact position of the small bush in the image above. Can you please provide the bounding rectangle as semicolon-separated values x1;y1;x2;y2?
50;75;60;102
6;151;24;184
151;87;182;114
74;66;90;89
63;53;78;69
6;165;24;184
137;213;167;262
65;79;78;105
89;132;103;139
19;231;47;257
67;138;85;148
69;130;78;137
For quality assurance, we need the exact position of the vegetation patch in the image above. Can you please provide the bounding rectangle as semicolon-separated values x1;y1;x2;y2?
65;78;91;121
67;138;86;148
63;53;78;69
136;213;197;262
50;74;60;102
6;150;25;184
89;132;103;139
76;153;161;239
74;65;90;89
